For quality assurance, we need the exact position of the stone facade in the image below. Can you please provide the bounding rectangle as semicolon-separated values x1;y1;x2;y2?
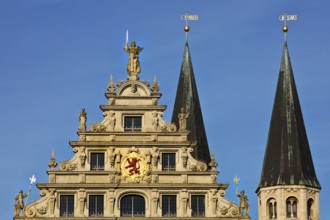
14;41;244;219
257;186;320;220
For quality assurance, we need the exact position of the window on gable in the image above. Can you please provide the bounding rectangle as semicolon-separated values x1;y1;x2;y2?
60;195;74;217
91;153;104;171
120;195;145;217
162;195;176;217
89;195;104;217
162;153;176;171
124;116;142;132
191;195;205;217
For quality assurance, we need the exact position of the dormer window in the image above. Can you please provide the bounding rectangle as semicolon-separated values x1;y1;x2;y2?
124;116;142;132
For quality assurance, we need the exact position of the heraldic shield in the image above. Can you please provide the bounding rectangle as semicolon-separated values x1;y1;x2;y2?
121;147;147;182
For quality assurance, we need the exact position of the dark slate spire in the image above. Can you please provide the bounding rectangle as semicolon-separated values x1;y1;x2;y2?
257;38;321;191
172;40;211;163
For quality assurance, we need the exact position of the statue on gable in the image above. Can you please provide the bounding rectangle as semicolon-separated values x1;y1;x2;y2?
124;41;143;81
236;189;250;217
78;108;87;132
14;190;28;217
178;108;189;131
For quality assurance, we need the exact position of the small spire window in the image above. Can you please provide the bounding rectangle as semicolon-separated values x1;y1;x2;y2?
307;199;314;220
286;197;298;218
267;198;277;219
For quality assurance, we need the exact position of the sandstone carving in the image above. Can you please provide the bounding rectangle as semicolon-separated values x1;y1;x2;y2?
123;41;143;80
158;112;176;132
14;190;28;217
178;108;189;132
90;111;116;132
78;108;87;132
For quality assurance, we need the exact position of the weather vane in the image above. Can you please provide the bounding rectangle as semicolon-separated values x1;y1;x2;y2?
279;12;298;32
181;11;199;33
24;174;37;211
234;175;240;188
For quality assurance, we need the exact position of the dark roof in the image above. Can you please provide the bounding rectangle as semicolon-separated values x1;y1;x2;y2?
257;40;321;191
172;41;211;163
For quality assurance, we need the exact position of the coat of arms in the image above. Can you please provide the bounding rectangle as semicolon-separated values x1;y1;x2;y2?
121;147;147;182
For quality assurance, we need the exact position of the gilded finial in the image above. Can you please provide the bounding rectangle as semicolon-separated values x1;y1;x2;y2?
48;149;57;170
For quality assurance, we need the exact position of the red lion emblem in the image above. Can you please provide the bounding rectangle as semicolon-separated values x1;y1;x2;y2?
125;158;140;175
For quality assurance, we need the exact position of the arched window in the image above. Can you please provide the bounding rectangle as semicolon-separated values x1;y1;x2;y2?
286;197;298;218
267;198;277;219
307;199;314;220
120;195;145;217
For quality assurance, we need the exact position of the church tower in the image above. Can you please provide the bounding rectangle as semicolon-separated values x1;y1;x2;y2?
14;28;245;219
171;35;211;163
256;25;321;220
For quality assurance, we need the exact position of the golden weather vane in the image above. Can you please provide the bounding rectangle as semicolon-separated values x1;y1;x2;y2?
181;11;199;35
279;12;298;33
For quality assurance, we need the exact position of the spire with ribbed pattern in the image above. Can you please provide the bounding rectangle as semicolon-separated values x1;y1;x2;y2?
172;40;210;163
257;38;321;191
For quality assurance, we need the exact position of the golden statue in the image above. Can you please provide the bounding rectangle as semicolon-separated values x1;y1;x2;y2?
124;41;143;80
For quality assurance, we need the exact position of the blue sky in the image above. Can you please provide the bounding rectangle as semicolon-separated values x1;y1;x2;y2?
0;1;329;219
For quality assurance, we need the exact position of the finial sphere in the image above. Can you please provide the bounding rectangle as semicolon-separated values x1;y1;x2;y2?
282;25;288;32
184;25;190;32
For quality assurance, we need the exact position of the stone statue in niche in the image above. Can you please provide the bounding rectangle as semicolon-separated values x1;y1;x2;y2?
151;147;159;168
48;189;56;215
108;112;116;131
108;190;115;215
210;189;218;215
114;150;121;173
79;147;86;168
152;190;159;215
178;108;189;132
108;147;115;168
181;190;188;215
181;147;188;168
78;190;85;215
78;108;87;132
151;112;159;131
14;190;28;217
123;41;143;81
